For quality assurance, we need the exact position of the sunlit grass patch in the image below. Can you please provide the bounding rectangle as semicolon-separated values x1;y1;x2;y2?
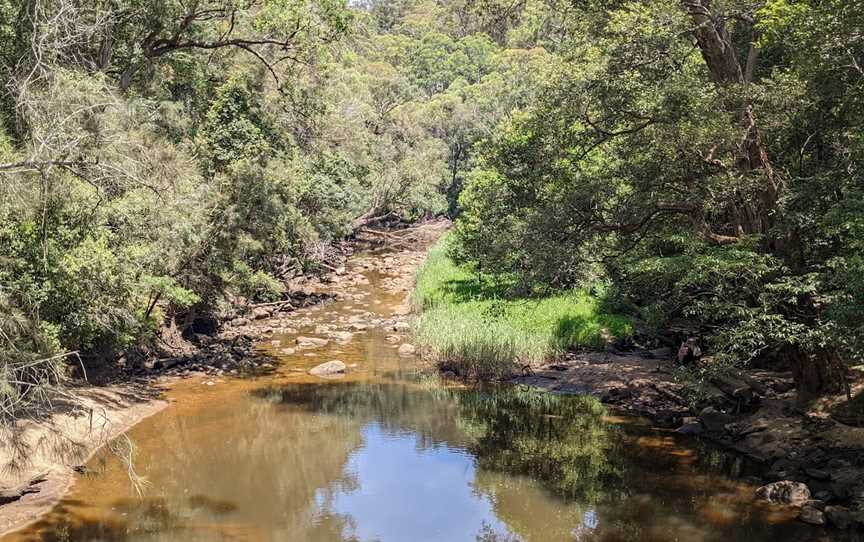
412;236;631;378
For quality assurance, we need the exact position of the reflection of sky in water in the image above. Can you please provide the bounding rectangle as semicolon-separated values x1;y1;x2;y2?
315;422;517;542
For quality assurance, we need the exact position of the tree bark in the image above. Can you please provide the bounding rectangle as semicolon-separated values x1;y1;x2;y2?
682;1;842;397
681;0;780;240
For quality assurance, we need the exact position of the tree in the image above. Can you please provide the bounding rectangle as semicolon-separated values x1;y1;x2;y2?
453;0;863;396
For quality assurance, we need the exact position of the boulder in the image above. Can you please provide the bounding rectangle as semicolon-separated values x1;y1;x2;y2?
393;322;411;332
309;360;346;377
799;504;825;525
698;407;734;432
755;481;812;507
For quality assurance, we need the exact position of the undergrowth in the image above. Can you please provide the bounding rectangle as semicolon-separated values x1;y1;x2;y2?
412;236;631;378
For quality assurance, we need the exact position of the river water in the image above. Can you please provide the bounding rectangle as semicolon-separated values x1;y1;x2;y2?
3;251;848;542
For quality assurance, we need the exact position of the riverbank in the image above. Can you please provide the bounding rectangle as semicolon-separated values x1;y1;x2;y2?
0;384;169;536
412;235;631;379
0;219;451;538
510;351;864;530
408;237;864;530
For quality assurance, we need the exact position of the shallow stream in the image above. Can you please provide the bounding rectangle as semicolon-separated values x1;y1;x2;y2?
3;250;845;542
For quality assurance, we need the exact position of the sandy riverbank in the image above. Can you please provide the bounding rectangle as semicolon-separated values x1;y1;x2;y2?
0;382;169;537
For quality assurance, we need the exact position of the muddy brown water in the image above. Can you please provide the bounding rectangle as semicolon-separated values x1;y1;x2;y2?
3;256;857;542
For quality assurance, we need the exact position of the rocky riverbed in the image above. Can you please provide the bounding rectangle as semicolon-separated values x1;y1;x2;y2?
512;350;864;531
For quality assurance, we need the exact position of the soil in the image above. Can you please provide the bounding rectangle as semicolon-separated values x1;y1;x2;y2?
0;384;168;537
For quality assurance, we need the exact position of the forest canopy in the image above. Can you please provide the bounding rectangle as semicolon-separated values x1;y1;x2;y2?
1;0;862;414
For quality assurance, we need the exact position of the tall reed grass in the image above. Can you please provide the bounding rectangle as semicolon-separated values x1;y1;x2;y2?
412;236;630;378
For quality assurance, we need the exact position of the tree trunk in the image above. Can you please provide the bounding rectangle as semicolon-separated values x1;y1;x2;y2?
788;347;846;403
683;1;844;397
681;0;780;241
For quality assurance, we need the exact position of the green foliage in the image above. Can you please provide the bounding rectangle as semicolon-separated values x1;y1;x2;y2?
413;236;630;377
457;387;619;502
197;76;274;173
448;0;864;389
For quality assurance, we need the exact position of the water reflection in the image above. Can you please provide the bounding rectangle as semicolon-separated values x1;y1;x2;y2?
8;371;858;542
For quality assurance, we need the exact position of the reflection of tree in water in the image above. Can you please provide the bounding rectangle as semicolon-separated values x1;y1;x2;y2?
254;380;472;449
456;386;624;504
259;381;624;506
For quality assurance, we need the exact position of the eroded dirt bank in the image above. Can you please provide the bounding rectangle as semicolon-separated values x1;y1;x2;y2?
0;385;168;537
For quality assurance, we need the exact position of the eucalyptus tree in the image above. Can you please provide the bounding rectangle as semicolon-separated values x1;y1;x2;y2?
454;0;864;396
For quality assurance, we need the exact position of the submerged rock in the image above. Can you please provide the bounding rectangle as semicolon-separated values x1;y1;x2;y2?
309;360;346;377
329;331;354;343
397;343;416;356
296;336;329;348
755;481;811;507
799;504;826;525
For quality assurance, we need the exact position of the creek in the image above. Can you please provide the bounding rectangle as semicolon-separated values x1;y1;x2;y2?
3;248;839;542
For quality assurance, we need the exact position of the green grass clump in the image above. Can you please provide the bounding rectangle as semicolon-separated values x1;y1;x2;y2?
412;236;631;378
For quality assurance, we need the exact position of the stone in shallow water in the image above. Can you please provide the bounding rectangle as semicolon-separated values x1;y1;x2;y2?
309;360;346;377
799;504;825;525
397;343;416;356
296;336;329;348
755;480;811;506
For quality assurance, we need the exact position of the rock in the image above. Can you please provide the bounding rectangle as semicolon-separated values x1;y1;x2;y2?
309;360;346;377
675;418;704;435
296;336;329;347
825;506;854;529
385;335;401;343
755;481;812;507
279;348;296;356
393;322;411;333
397;343;416;356
805;468;830;481
233;317;250;327
251;307;271;320
814;490;834;502
698;407;734;432
330;331;353;343
799;505;825;525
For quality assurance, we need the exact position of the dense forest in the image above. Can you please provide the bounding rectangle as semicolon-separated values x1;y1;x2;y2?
1;0;862;420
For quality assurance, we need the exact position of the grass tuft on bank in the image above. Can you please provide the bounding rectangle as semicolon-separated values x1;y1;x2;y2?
412;237;631;378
